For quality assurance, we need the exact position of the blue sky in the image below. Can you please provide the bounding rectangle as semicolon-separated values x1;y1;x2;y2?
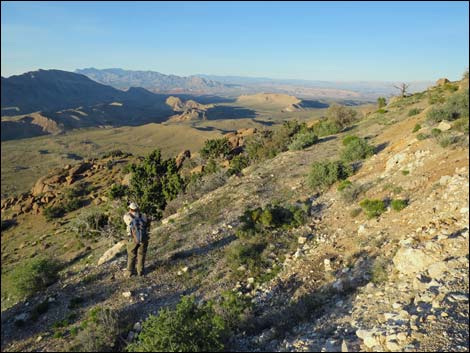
1;1;468;81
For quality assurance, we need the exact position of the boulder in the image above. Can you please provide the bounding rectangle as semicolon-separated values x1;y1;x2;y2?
190;165;204;174
393;247;437;275
436;78;450;86
175;150;191;169
437;121;452;131
97;240;127;266
69;162;92;177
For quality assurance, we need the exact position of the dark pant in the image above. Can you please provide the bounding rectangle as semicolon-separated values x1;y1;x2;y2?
127;239;148;275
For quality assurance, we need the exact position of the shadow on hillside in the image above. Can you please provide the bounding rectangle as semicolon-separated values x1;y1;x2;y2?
375;142;389;154
171;94;237;105
206;105;257;120
301;100;330;109
168;234;237;262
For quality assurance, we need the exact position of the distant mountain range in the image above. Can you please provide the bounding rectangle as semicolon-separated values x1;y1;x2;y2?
75;68;234;93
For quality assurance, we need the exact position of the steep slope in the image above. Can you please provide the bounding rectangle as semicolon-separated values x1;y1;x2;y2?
0;79;468;352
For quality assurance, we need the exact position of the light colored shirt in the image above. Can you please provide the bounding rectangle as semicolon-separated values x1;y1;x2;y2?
123;211;148;237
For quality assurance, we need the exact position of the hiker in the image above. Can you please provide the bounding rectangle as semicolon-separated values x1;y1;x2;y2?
123;202;148;277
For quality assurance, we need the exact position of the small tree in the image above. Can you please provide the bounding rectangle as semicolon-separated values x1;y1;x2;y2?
377;97;386;108
393;83;410;97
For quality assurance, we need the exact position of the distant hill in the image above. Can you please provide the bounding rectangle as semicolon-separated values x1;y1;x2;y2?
75;68;232;93
1;69;175;140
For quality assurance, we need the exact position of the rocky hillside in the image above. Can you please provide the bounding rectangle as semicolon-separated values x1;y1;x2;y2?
1;77;468;352
165;96;215;122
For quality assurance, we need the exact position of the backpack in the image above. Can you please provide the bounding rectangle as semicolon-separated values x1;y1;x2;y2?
129;213;145;244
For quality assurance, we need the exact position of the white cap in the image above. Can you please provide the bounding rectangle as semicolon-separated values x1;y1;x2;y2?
129;202;139;210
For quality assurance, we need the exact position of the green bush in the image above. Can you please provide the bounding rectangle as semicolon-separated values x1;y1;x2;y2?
340;138;374;162
336;179;352;191
311;119;342;136
376;108;387;114
426;89;469;123
43;205;66;221
377;97;386;109
401;170;410;176
108;184;128;200
370;258;388;285
431;128;442;137
359;199;386;219
128;296;226;352
416;133;429;140
200;138;231;160
64;198;84;213
342;135;360;146
308;160;353;190
74;306;120;352
226;239;268;277
326;104;358;128
8;257;61;298
391;199;408;211
129;149;184;218
408;108;422;117
288;130;318;150
227;155;250;175
218;290;253;331
412;123;422;132
204;158;219;175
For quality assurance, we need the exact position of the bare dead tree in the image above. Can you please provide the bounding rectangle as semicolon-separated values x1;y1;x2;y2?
393;83;410;97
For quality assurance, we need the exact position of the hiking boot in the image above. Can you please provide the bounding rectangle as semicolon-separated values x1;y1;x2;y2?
137;271;145;277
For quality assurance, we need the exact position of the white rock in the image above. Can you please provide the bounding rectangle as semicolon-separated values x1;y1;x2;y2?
393;247;437;275
298;236;307;244
247;277;255;284
324;258;332;271
427;261;447;278
437;121;452;131
98;240;126;266
133;322;142;332
122;291;132;298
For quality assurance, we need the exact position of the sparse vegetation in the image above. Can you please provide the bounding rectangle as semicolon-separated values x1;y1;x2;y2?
127;296;226;352
370;257;389;285
288;130;318;150
200;138;231;160
326;104;359;128
359;199;386;219
377;97;386;108
412;123;422;132
426;89;469;123
416;133;429;140
338;182;370;203
227;154;250;175
108;184;128;200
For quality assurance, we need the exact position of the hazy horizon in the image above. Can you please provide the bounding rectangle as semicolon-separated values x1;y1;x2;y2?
1;1;469;81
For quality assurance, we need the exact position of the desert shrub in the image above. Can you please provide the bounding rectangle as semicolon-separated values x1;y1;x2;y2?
204;158;219;175
101;149;131;158
416;133;429;140
43;205;66;221
74;306;119;352
436;132;460;148
238;203;308;236
377;97;386;109
340;138;374;162
217;290;253;331
452;117;469;134
339;182;369;203
431;128;442;137
127;296;226;352
408;108;422;117
200;138;231;160
426;89;469;123
359;199;386;219
288;130;318;150
391;199;408;211
225;238;273;279
337;179;352;191
308;160;353;190
342;135;360;146
401;170;410;176
8;257;61;298
65;182;93;199
311;119;342;136
129;149;184;218
326;104;358;128
428;92;446;105
227;155;250;175
64;198;84;213
350;208;362;217
108;184;128;200
376;108;387;114
412;123;422;132
370;258;388;285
